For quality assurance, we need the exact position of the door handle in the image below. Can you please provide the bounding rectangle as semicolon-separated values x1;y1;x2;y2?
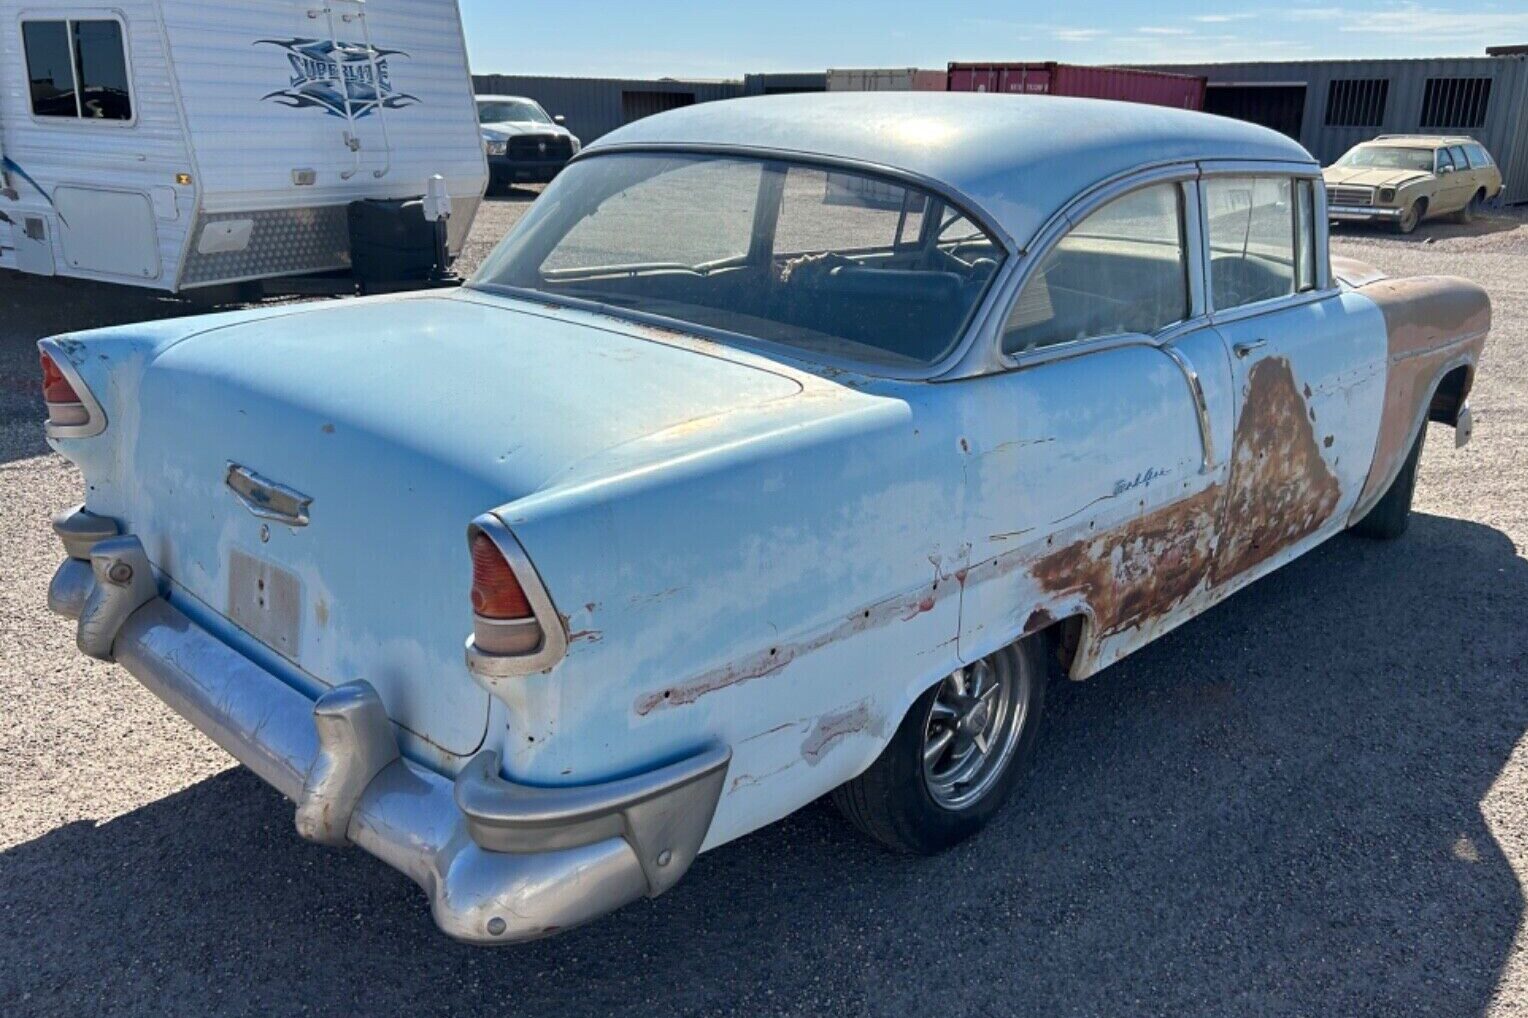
1233;339;1268;358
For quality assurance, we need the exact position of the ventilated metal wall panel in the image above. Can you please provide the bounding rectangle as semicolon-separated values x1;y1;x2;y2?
1139;56;1528;202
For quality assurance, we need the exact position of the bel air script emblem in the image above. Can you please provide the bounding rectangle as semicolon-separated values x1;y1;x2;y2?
256;37;420;119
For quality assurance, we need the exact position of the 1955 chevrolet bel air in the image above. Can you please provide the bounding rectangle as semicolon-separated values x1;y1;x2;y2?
40;93;1489;943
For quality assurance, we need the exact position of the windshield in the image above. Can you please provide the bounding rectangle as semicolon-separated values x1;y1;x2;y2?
471;153;1006;368
1336;146;1435;172
478;99;552;125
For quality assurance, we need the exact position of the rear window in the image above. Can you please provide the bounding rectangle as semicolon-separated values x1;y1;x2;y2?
473;153;1005;369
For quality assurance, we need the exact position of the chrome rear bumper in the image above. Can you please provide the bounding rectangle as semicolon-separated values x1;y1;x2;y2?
47;509;729;944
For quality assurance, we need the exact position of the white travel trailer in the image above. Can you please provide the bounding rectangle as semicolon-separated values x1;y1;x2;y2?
0;0;487;293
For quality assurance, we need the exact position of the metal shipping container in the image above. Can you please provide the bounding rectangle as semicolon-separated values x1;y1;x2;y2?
948;62;1207;110
827;68;948;92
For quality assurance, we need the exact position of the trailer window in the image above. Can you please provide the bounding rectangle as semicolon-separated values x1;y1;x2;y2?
23;19;132;122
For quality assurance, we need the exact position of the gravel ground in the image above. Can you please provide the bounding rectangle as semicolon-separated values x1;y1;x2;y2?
2;191;1527;1017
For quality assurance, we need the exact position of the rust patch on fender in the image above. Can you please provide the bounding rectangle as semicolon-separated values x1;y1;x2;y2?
800;703;884;765
1029;484;1222;640
1023;608;1056;635
1357;276;1490;507
1212;357;1342;584
635;579;954;716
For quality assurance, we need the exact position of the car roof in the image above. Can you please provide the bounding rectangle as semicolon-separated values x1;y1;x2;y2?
476;95;542;104
1362;135;1476;149
587;92;1316;250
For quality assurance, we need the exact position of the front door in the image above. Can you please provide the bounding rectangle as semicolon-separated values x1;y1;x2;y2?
1203;174;1386;590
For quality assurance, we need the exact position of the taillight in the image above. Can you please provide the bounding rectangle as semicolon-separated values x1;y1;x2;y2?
40;351;90;427
470;530;543;655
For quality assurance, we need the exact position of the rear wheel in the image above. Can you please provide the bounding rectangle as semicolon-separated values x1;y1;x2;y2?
1453;189;1486;225
1395;199;1425;235
831;638;1048;854
1352;425;1426;540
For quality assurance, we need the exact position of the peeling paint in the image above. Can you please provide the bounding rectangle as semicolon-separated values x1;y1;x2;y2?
1213;357;1341;582
635;576;953;716
800;703;883;764
1030;483;1222;641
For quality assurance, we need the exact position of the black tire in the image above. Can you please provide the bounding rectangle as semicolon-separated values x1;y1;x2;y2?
831;637;1048;855
1453;190;1486;225
1395;199;1425;235
1352;424;1426;540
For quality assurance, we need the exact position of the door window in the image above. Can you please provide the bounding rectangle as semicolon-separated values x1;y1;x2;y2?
1436;148;1455;173
1448;145;1471;171
1205;177;1296;311
23;18;133;121
1003;182;1188;354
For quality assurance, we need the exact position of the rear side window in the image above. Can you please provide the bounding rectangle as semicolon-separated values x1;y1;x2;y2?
1206;177;1296;311
1295;179;1318;292
1448;145;1470;170
23;19;133;122
1465;143;1494;168
1004;183;1187;355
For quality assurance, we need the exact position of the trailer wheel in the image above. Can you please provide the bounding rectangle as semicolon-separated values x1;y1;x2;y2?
831;637;1048;854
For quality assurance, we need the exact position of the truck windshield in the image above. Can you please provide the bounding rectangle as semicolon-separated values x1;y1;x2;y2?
470;153;1006;368
478;100;552;125
1336;146;1435;172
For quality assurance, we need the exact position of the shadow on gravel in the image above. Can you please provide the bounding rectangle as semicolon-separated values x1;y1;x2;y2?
3;509;1525;1017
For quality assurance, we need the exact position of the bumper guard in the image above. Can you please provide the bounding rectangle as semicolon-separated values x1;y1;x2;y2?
47;508;729;944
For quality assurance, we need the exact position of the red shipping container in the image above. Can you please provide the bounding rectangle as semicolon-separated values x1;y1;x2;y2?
947;62;1207;110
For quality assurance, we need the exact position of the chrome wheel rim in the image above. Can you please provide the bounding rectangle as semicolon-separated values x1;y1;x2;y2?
922;650;1030;810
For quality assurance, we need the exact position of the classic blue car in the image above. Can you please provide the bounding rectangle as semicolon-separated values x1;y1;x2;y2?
40;93;1489;943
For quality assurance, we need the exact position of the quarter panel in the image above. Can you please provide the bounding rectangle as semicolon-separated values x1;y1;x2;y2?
500;380;971;849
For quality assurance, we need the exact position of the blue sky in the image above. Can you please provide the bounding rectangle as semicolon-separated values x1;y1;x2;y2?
459;1;1528;78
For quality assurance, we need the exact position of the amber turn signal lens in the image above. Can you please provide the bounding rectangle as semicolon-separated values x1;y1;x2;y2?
470;531;533;620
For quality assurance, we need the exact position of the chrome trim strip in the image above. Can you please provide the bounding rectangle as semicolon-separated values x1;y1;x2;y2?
465;513;570;686
38;338;108;440
1160;343;1218;473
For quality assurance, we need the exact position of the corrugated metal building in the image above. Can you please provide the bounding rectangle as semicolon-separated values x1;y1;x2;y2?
742;72;827;96
471;74;745;144
1139;56;1528;201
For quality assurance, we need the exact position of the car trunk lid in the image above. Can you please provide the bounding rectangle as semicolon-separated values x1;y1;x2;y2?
120;293;802;759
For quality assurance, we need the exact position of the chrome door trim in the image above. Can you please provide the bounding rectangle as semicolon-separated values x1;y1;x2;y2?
1159;342;1218;474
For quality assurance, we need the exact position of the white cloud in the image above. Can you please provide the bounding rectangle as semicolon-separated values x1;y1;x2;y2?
1054;27;1109;42
1138;26;1193;35
1191;13;1256;22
